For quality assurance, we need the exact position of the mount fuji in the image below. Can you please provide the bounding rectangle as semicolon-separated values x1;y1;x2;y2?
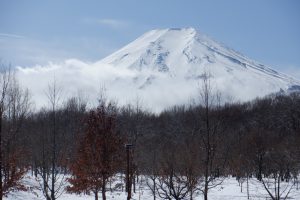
17;28;300;112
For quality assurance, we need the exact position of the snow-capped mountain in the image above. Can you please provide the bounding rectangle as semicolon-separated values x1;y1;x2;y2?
99;27;298;84
17;28;300;112
95;28;299;106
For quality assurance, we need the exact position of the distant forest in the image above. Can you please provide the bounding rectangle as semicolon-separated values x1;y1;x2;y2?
1;67;300;200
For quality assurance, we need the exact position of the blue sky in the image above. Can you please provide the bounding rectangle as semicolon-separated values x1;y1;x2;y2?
0;0;300;77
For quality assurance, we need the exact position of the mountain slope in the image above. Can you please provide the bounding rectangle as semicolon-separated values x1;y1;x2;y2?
99;27;297;82
96;28;300;106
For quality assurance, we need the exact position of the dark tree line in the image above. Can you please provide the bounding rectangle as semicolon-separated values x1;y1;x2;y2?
1;68;300;199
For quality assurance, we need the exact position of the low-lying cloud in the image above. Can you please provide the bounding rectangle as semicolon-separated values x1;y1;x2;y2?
16;59;205;112
16;58;295;113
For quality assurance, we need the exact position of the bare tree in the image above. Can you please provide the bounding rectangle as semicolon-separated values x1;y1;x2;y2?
154;130;199;200
0;65;11;200
155;150;192;200
198;72;227;200
0;65;31;199
144;137;160;200
258;133;297;200
36;79;65;200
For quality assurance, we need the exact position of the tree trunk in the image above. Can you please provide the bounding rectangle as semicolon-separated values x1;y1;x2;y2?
204;149;209;200
109;177;112;192
153;178;156;200
133;174;136;193
204;87;210;200
0;115;2;200
240;181;243;193
51;108;56;200
102;178;106;200
204;190;208;200
121;173;124;192
102;189;106;200
204;174;209;200
247;175;249;199
257;155;263;181
277;175;280;200
95;191;98;200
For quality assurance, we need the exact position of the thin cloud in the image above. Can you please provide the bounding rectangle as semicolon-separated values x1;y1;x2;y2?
0;33;25;39
82;18;131;29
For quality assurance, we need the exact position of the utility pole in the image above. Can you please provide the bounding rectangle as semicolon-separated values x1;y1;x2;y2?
125;144;134;200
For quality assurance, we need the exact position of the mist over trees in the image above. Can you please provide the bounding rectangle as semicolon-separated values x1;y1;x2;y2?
0;66;300;200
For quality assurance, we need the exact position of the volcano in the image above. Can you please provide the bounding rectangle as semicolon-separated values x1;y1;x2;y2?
17;28;300;112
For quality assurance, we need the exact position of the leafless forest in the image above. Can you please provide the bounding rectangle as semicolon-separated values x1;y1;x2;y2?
1;67;300;200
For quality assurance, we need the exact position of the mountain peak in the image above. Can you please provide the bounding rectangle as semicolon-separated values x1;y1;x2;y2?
147;27;197;33
98;27;201;72
97;28;299;105
100;27;297;82
143;27;199;42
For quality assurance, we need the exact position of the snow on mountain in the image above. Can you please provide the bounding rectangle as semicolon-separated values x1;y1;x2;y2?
16;28;300;112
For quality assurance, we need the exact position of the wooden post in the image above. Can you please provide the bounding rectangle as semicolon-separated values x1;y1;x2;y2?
125;144;134;200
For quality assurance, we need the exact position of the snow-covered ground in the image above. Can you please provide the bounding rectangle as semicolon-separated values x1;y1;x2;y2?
6;174;300;199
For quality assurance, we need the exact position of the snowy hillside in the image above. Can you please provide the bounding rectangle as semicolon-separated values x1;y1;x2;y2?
16;28;300;112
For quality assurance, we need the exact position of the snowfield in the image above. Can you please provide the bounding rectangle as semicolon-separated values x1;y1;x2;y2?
6;174;300;200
